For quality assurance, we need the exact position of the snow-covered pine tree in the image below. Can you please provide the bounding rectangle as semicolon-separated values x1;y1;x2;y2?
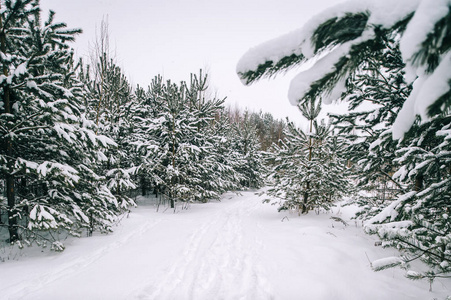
80;58;137;207
265;122;309;214
328;30;411;220
265;99;349;214
132;75;166;197
236;0;450;140
134;78;186;209
79;19;137;210
0;0;38;243
365;114;451;283
237;0;451;282
181;71;243;201
134;71;239;209
231;111;266;189
209;110;245;193
0;1;119;248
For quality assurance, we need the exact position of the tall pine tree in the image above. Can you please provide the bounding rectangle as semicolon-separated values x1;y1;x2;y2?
265;99;349;214
0;1;119;249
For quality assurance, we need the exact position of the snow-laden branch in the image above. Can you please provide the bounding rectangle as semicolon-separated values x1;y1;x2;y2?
236;0;451;138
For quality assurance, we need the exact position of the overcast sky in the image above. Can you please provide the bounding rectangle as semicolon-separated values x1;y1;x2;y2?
40;0;346;124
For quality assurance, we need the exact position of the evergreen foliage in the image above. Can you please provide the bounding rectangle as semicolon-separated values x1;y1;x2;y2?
0;1;120;248
237;0;451;284
329;33;411;220
225;107;286;151
230;111;266;189
237;1;450;137
365;115;451;282
132;71;260;210
79;47;137;210
265;100;349;214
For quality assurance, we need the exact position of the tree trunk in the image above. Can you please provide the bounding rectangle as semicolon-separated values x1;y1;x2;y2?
302;118;313;214
414;173;424;192
141;185;146;197
302;183;309;214
308;119;313;161
141;176;147;196
3;70;17;242
7;175;18;242
1;6;18;242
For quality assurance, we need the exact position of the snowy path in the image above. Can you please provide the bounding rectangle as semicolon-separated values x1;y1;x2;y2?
1;191;450;299
135;197;272;300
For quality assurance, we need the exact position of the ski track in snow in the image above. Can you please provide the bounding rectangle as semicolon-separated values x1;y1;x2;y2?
135;198;274;300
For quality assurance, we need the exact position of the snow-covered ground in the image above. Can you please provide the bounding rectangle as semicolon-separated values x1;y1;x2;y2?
1;190;450;299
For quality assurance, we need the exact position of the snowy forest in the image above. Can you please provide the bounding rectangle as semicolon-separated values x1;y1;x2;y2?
237;0;451;286
1;0;451;299
0;0;288;244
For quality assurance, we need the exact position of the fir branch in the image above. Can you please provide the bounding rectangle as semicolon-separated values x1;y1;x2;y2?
238;53;305;85
12;125;49;134
378;170;406;192
395;237;451;264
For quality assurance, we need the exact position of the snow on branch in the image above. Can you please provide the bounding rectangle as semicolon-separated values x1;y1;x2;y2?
372;256;404;271
364;191;416;225
287;38;368;105
393;52;451;139
237;0;418;86
400;0;450;76
236;0;451;139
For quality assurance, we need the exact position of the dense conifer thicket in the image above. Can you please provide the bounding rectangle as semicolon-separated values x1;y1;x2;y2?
0;1;287;248
238;0;451;285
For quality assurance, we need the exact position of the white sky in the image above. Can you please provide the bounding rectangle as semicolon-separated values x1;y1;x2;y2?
40;0;346;125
